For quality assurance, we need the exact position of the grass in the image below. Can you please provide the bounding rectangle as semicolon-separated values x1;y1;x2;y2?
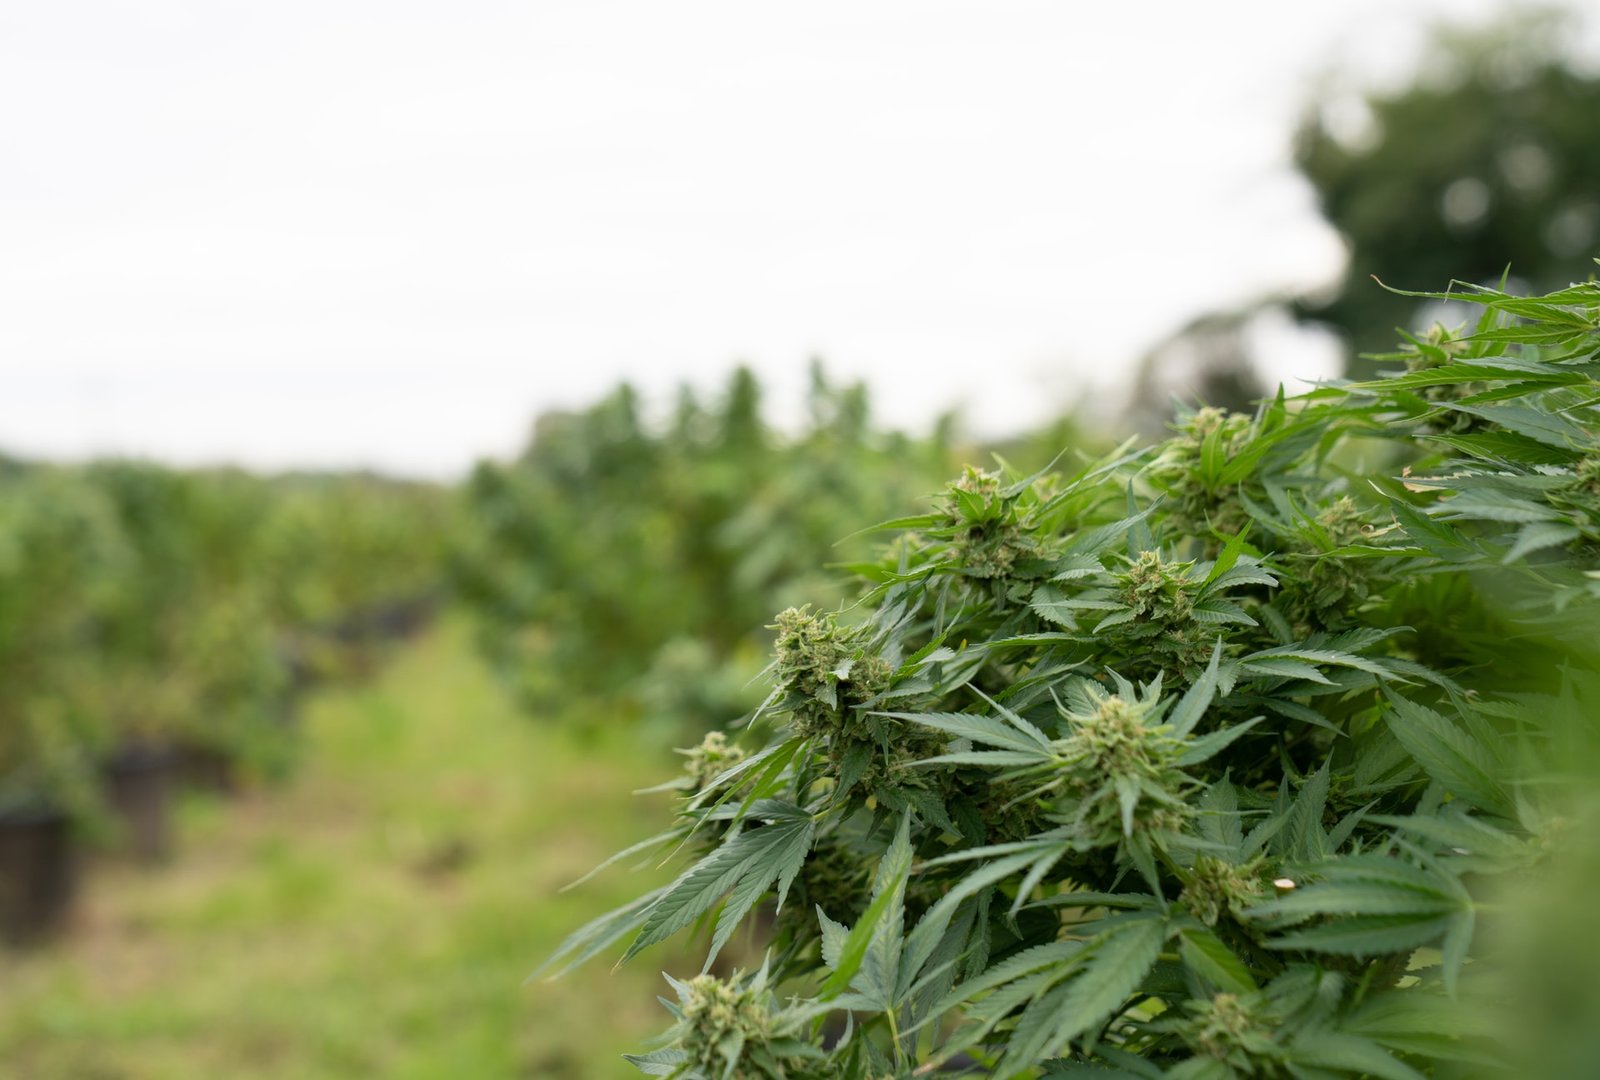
0;616;696;1078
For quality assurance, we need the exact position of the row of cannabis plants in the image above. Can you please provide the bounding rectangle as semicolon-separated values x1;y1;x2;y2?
2;362;1023;946
542;272;1600;1077
0;459;449;941
452;365;991;739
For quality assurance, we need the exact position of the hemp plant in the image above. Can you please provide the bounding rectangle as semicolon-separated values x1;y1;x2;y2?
541;267;1600;1078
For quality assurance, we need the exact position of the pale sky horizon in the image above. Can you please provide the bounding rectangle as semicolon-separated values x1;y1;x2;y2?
3;0;1578;478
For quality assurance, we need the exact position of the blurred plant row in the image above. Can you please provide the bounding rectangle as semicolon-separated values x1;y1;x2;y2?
0;363;1081;945
453;365;1039;739
0;460;448;935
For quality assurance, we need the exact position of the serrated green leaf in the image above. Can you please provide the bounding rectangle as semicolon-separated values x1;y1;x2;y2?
817;906;848;971
1287;1031;1427;1080
997;915;1168;1072
1268;913;1455;956
879;709;1047;756
1247;881;1459;922
1383;693;1512;817
1503;521;1581;562
1202;525;1253;585
1175;717;1262;767
1284;760;1331;861
625;808;815;965
622;1047;688;1075
1241;657;1335;684
855;813;914;1006
1167;642;1223;737
914;749;1047;768
1440;907;1474;999
532;885;667;980
1178;925;1256;993
818;844;906;1000
930;938;1084;1019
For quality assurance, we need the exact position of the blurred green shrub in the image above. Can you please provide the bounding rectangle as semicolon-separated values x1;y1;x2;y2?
258;474;451;681
453;364;959;734
0;467;130;816
0;459;451;821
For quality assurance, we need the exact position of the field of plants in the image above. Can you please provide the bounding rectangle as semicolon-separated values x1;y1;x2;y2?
6;0;1600;1073
0;368;966;1075
4;279;1600;1078
0;460;446;861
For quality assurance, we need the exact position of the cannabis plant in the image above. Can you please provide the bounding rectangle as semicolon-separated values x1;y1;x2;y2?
544;271;1600;1078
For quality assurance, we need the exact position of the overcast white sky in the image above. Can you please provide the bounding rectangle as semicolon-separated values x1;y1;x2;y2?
0;0;1563;477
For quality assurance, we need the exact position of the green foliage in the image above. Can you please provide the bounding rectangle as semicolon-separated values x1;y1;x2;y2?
453;364;958;734
0;467;131;812
547;271;1600;1076
0;459;450;816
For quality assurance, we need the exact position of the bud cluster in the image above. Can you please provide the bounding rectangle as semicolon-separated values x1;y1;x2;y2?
663;971;831;1080
772;606;891;740
677;975;775;1078
1277;495;1382;630
1181;991;1284;1075
1120;549;1198;623
1551;454;1600;536
1180;854;1271;927
1575;454;1600;499
1409;325;1490;435
942;466;1041;579
1051;689;1194;842
681;730;747;794
1112;551;1219;674
1147;407;1255;539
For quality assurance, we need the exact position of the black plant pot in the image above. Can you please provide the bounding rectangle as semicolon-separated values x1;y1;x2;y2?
370;592;440;641
103;743;177;864
176;741;236;795
0;804;77;944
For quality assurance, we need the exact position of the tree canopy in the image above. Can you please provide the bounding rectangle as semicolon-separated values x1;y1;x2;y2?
1294;8;1600;372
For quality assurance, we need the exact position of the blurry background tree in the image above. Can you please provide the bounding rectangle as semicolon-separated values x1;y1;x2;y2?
1296;5;1600;374
1128;4;1600;423
1122;299;1294;435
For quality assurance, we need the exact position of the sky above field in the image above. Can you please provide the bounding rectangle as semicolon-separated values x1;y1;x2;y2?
1;0;1573;477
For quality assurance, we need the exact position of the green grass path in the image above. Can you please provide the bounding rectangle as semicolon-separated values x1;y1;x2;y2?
0;618;691;1078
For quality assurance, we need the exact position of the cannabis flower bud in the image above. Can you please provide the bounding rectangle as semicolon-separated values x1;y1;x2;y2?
941;466;1041;578
1145;407;1255;539
1183;991;1282;1072
1049;685;1195;841
1120;550;1198;624
660;970;826;1080
1181;854;1270;927
771;606;890;738
681;730;746;793
678;974;774;1077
